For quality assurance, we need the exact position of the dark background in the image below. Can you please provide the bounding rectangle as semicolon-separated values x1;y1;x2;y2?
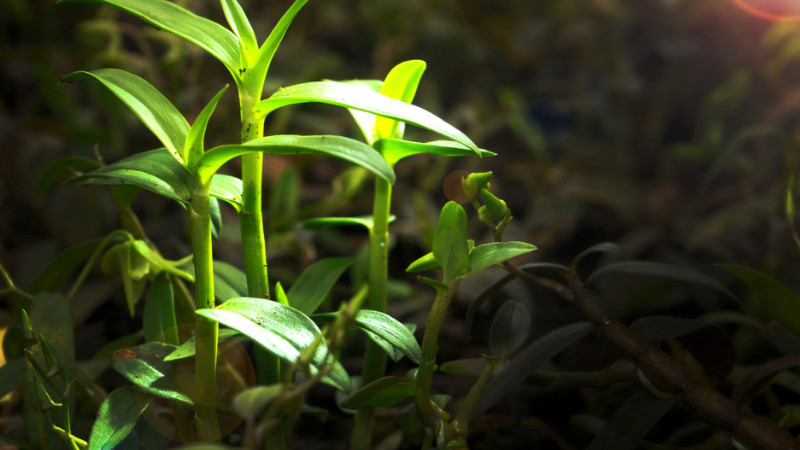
3;0;800;448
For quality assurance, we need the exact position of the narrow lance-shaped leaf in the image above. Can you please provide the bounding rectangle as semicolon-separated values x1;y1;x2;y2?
313;309;421;363
58;0;241;77
241;0;309;95
210;174;244;212
254;81;480;155
374;139;496;167
185;85;229;169
72;148;193;204
287;258;353;315
143;273;179;345
195;135;395;185
63;69;189;164
220;0;258;59
112;342;192;404
720;264;800;338
375;59;427;141
197;298;351;392
464;241;537;277
88;386;151;450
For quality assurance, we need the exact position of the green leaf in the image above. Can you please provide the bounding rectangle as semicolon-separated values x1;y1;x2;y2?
197;298;351;391
241;0;309;95
131;240;193;281
196;135;395;186
88;386;151;450
268;165;300;225
587;261;738;302
433;202;469;283
375;60;427;141
570;242;627;272
719;264;800;338
142;273;178;345
209;174;243;212
36;156;99;200
406;252;440;273
287;257;353;315
220;0;258;59
301;215;397;232
72;148;192;204
63;69;189;164
489;300;531;357
313;310;420;363
210;196;222;240
58;0;241;77
439;358;487;377
163;328;240;362
232;384;281;419
213;260;248;302
112;342;192;404
185;85;229;169
341;376;415;409
254;81;480;155
274;282;289;306
464;241;537;277
29;292;77;381
29;239;102;294
374;139;495;167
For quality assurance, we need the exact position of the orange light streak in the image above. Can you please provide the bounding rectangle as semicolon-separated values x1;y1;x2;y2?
732;0;800;22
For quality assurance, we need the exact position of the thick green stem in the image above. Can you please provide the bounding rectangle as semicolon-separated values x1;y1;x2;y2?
188;184;220;441
350;178;392;450
415;280;459;428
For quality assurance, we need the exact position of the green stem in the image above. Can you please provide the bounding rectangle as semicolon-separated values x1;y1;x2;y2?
415;280;460;428
188;183;220;441
350;178;392;450
452;359;496;440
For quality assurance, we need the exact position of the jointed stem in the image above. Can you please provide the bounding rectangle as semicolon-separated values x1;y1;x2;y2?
188;184;220;441
351;177;392;450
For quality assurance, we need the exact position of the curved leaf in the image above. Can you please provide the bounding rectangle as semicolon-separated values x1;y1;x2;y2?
37;156;99;199
185;85;229;168
232;384;281;419
163;328;240;362
88;386;150;450
112;342;192;405
313;310;421;363
197;298;350;392
287;257;353;315
220;0;257;58
254;81;480;154
406;252;440;273
58;0;241;77
465;241;537;277
489;300;531;357
374;138;496;167
375;60;427;141
473;322;594;418
210;174;243;212
586;390;675;450
586;261;738;303
433;202;469;283
301;215;396;232
570;242;627;272
143;273;178;345
72;148;192;204
241;0;309;95
720;264;800;337
63;69;189;164
196;135;395;185
341;376;415;409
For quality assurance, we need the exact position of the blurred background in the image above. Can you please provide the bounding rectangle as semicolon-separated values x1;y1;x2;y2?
3;0;800;447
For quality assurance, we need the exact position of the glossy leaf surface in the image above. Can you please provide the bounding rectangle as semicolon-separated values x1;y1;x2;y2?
63;69;189;164
375;60;427;141
197;298;350;391
254;81;479;154
210;174;243;212
112;342;191;404
58;0;240;76
196;135;395;185
88;386;150;450
374;139;495;167
464;241;537;277
313;310;421;363
185;85;228;168
73;148;192;204
220;0;257;58
433;202;469;283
